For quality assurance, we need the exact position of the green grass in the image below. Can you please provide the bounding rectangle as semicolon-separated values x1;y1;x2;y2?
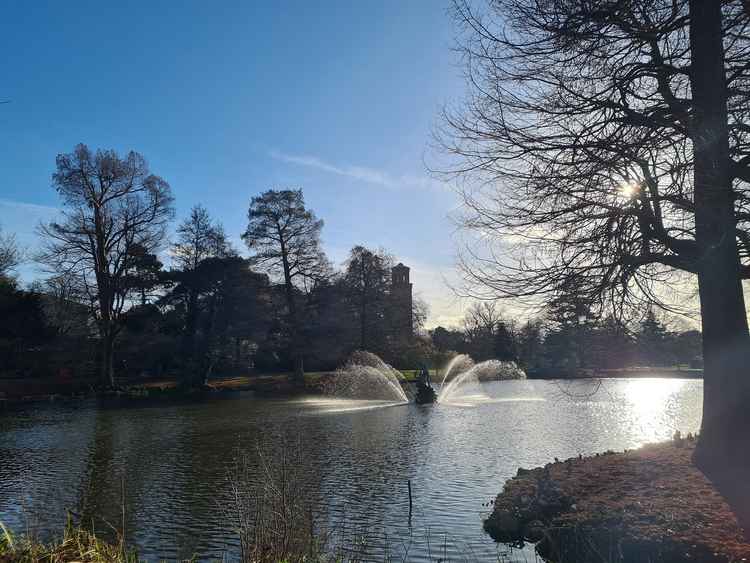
126;368;435;398
398;369;438;382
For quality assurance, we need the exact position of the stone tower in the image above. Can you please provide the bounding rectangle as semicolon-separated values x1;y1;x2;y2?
390;263;413;340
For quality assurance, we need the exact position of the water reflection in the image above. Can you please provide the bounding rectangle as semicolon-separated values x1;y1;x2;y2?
0;379;703;562
623;378;693;445
289;397;410;414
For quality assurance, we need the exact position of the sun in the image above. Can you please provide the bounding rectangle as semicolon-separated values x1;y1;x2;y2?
619;180;641;199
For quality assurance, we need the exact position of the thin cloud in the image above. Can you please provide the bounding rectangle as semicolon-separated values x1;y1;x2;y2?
0;198;59;214
269;150;444;192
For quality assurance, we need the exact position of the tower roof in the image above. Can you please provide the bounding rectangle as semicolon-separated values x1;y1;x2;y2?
393;262;409;271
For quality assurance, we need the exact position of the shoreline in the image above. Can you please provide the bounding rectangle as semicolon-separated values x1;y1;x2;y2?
484;439;750;563
0;370;703;407
526;367;703;379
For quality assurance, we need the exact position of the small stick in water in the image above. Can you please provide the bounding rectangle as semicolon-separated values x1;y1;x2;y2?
408;479;413;517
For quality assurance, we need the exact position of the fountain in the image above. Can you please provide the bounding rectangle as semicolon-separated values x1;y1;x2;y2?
438;354;475;387
322;351;409;403
317;351;525;408
414;364;438;404
437;355;526;405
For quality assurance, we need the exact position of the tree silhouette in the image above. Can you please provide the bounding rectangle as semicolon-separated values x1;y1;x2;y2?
169;205;234;383
0;225;20;280
343;246;393;351
242;190;329;384
440;0;750;464
636;308;670;366
38;144;174;386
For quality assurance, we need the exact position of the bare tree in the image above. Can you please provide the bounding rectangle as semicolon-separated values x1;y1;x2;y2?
439;0;750;464
0;225;20;280
30;273;93;337
412;294;430;334
173;204;233;271
462;301;503;360
38;144;174;387
242;189;329;384
463;301;501;341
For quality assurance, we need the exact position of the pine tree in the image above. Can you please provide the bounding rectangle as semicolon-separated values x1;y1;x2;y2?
636;308;670;367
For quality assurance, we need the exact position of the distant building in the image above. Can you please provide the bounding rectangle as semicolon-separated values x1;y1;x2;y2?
390;263;413;340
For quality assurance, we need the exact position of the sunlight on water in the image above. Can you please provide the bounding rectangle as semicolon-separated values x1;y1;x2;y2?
623;378;687;445
438;395;546;408
290;397;408;414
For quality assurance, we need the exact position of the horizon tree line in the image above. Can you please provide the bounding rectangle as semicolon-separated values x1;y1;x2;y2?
0;140;704;391
430;299;702;376
0;145;430;387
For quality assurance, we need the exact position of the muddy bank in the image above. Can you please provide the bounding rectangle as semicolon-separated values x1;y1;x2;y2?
484;439;750;562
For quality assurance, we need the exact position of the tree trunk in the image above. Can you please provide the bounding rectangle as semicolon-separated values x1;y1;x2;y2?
279;238;305;388
184;289;201;387
285;286;305;386
360;261;368;350
287;305;305;385
361;296;367;350
690;0;750;466
101;334;115;388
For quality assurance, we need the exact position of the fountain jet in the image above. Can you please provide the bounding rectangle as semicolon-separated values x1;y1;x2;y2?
437;356;526;405
323;351;408;403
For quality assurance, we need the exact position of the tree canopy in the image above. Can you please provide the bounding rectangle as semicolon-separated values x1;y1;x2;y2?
38;144;174;385
242;189;330;382
440;0;750;311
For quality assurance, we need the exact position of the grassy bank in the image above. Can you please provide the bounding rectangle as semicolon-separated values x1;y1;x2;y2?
0;368;433;405
484;438;750;562
0;519;137;563
2;366;704;406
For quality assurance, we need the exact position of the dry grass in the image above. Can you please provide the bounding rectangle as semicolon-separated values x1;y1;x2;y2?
226;436;325;563
487;439;750;563
0;517;138;563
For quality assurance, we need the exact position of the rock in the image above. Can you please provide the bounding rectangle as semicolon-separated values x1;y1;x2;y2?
488;509;521;540
524;520;546;542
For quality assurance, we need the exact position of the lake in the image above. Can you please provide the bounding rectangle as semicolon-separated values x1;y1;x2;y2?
0;378;703;562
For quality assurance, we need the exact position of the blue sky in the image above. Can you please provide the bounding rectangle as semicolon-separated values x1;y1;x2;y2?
0;0;469;327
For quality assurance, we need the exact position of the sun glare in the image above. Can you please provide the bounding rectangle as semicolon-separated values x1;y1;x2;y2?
618;180;640;199
625;378;686;444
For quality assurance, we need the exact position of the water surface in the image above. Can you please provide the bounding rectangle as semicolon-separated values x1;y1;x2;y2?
0;378;702;561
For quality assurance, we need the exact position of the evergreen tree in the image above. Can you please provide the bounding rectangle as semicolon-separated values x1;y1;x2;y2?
167;206;234;385
342;246;392;352
636;308;671;366
544;279;597;373
516;319;543;370
124;243;164;306
242;189;330;384
494;321;517;361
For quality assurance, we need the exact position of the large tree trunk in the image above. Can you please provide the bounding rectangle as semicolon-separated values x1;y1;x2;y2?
690;0;750;466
